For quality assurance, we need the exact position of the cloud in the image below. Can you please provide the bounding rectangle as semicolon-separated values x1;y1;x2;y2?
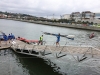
0;0;100;18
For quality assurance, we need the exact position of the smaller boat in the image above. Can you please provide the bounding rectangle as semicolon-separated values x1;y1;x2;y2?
89;33;95;39
67;35;75;40
16;37;39;44
24;39;39;44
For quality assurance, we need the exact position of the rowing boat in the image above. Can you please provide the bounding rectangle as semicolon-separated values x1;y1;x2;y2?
43;32;75;40
16;37;39;44
89;33;95;39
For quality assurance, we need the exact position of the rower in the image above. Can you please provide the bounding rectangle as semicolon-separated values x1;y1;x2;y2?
89;33;94;39
38;35;43;45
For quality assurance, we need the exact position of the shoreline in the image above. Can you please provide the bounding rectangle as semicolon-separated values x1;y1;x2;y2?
1;18;100;31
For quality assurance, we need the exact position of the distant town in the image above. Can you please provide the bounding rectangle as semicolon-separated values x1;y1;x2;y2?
0;11;100;25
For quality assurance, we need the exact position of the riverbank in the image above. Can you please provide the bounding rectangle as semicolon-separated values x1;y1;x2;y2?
1;18;100;31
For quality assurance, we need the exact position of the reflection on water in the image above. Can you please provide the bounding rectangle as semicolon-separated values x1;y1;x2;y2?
0;49;63;75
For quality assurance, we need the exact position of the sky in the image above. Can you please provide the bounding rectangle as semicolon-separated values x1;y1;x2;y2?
0;0;100;18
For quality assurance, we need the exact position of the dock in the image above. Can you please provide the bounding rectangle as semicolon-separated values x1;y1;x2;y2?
10;40;100;62
0;39;100;62
0;41;12;50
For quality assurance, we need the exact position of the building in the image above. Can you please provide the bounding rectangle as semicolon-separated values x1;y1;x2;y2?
61;14;70;19
69;11;100;24
0;14;7;18
81;11;95;19
70;12;81;21
95;13;100;19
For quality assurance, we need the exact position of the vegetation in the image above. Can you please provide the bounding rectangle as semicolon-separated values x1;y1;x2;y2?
0;11;99;26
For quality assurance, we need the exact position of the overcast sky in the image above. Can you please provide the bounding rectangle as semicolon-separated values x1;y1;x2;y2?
0;0;100;18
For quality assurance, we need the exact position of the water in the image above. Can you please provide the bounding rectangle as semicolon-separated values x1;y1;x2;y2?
0;19;100;46
0;19;100;75
0;49;63;75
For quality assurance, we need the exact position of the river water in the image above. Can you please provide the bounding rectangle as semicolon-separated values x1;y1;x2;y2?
0;19;100;75
0;19;100;46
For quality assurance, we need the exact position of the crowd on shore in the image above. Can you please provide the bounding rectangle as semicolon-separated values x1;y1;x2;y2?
0;33;15;46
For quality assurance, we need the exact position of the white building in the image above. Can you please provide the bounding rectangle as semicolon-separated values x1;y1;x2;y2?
61;14;70;19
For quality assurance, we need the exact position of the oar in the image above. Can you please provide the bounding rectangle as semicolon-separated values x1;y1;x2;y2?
41;31;55;36
41;31;66;36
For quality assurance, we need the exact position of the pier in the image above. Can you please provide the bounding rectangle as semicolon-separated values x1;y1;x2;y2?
0;41;12;50
10;40;100;62
0;39;100;62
